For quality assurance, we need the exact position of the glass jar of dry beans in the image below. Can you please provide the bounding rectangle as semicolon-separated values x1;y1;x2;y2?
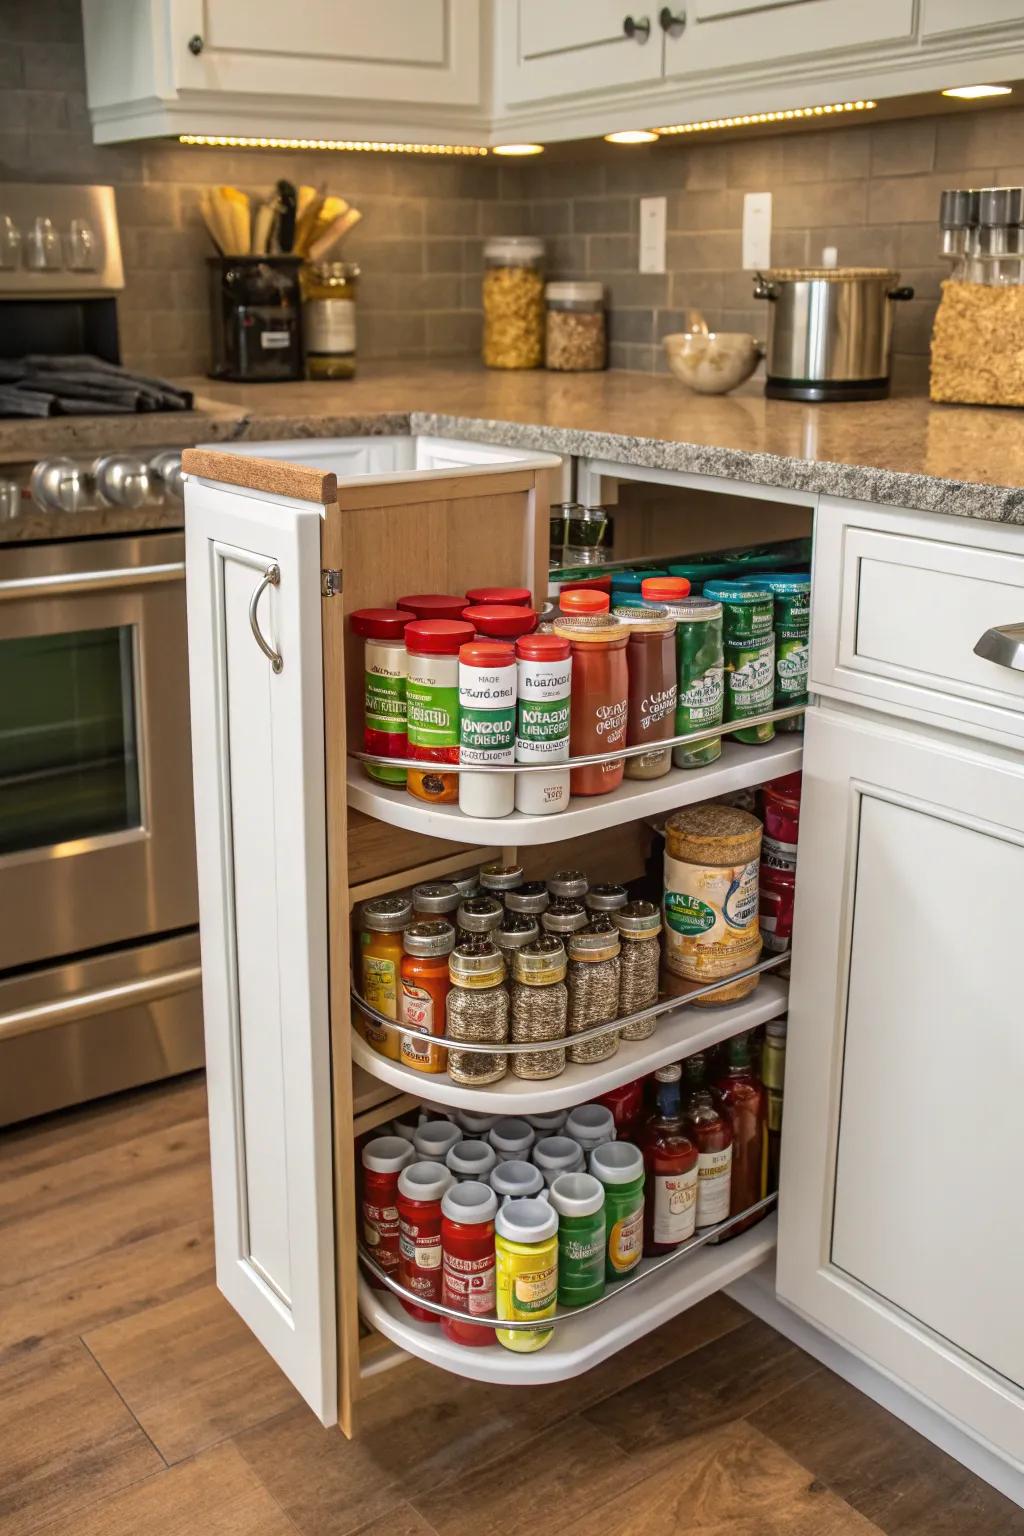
544;282;607;372
446;942;510;1086
614;900;662;1040
510;937;568;1080
567;924;622;1065
482;238;545;370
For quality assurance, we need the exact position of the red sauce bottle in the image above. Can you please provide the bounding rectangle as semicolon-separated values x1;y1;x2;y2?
712;1031;768;1237
361;1135;415;1288
639;1064;699;1255
441;1181;498;1347
553;614;630;796
682;1056;733;1230
397;1161;453;1322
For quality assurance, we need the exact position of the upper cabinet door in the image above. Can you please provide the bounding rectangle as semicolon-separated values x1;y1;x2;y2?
184;465;336;1424
499;0;664;107
664;0;915;79
921;0;1024;38
174;0;480;107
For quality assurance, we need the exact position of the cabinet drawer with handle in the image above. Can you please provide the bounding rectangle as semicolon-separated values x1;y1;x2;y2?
811;496;1024;748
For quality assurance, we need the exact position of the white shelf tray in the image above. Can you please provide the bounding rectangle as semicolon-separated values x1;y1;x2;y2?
347;738;803;846
359;1215;777;1386
352;974;789;1114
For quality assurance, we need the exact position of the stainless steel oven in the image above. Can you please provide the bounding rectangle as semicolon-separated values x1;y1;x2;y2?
0;532;202;1121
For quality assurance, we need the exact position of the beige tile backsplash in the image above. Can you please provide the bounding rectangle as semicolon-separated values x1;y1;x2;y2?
3;1;1023;389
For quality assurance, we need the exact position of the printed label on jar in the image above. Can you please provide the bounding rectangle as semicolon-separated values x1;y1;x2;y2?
677;667;723;730
400;982;434;1060
305;297;356;354
608;1204;644;1274
365;668;405;733
663;853;761;981
400;1230;442;1270
516;697;571;759
459;691;516;765
761;833;798;871
360;952;397;1038
653;1167;698;1244
362;1200;399;1248
407;682;459;749
513;1264;558;1310
776;636;808;700
638;683;677;731
443;1253;496;1315
727;641;775;716
696;1147;732;1226
593;697;628;745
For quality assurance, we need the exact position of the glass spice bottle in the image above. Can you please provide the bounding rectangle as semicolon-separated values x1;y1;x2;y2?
357;894;413;1060
553;614;630;795
567;924;622;1064
547;869;589;902
445;942;510;1086
399;920;456;1075
585;882;629;916
301;260;358;379
541;899;589;939
614;900;662;1041
494;914;540;976
479;862;525;900
509;936;568;1080
713;1030;768;1236
505;880;550;917
683;1055;734;1231
456;895;504;943
411;881;461;922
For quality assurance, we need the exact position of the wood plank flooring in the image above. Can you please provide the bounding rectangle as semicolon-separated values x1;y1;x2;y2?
1;1072;1021;1536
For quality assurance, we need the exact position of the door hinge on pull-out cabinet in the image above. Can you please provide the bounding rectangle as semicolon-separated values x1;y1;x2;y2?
321;568;343;597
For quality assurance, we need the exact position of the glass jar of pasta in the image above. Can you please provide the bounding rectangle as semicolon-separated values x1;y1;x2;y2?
482;237;545;370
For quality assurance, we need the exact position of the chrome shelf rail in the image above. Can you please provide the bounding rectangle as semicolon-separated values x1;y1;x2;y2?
350;952;788;1055
357;1193;778;1330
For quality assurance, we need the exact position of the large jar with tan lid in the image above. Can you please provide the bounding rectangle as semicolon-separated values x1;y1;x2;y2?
663;804;762;1006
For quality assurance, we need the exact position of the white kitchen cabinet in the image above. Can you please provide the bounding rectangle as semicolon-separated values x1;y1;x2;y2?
664;0;916;80
921;0;1024;39
496;0;663;108
777;702;1024;1470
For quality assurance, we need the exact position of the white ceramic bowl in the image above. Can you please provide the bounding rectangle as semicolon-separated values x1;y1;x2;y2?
663;331;764;394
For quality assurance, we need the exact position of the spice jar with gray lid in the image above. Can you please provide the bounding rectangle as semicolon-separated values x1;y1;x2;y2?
446;941;509;1085
565;1102;616;1151
506;880;550;916
585;882;629;915
411;881;461;919
449;869;480;899
542;899;589;938
479;862;524;899
614;900;662;1039
548;869;589;901
489;1117;536;1162
567;925;622;1064
494;914;540;966
456;895;504;942
510;936;569;1080
413;1119;463;1161
527;1109;568;1134
532;1134;585;1184
490;1159;546;1203
447;1139;498;1182
361;893;412;930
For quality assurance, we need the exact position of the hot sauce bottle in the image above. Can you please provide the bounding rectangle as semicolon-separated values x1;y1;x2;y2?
712;1031;767;1237
639;1064;698;1255
682;1054;733;1229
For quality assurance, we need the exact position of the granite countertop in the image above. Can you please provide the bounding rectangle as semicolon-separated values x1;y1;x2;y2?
2;361;1023;543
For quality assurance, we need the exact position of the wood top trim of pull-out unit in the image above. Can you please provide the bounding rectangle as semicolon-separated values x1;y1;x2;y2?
334;463;545;510
182;448;338;505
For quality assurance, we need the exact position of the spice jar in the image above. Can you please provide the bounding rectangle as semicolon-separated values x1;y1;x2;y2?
445;942;509;1085
761;770;802;870
559;587;610;616
456;895;504;942
454;1108;499;1136
494;914;540;974
413;1119;463;1162
671;596;725;769
357;894;412;1060
549;1172;606;1307
411;882;461;921
615;900;662;1040
682;1058;734;1228
612;604;677;780
458;640;517;820
545;281;607;372
567;925;622;1064
514;632;572;817
565;1102;616;1152
585;882;628;915
397;1160;453;1321
479;862;524;899
663;804;762;1005
446;1140;498;1183
463;605;538;641
506;880;550;917
702;581;775;745
495;1198;559;1352
489;1117;536;1163
397;594;469;621
490;1159;546;1203
349;608;408;787
450;869;480;900
399;920;455;1074
361;1136;414;1287
532;1135;584;1185
482;236;545;370
548;869;589;901
301;260;358;379
405;619;474;803
554;615;630;796
541;899;588;939
509;936;568;1080
441;1180;498;1348
590;1141;645;1281
466;586;533;607
527;1109;568;1134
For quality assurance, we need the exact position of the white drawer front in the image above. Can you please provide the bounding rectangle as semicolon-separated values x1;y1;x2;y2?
812;498;1024;747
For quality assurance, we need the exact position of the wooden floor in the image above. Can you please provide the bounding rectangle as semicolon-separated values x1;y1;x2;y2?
2;1073;1021;1536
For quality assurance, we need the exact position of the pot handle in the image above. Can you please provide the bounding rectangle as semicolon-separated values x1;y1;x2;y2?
753;275;778;300
888;285;915;300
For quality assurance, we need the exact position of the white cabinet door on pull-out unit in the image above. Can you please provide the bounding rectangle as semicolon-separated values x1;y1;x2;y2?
778;704;1024;1471
185;470;335;1424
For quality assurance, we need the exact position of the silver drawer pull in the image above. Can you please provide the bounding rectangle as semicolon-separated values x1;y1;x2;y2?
974;622;1024;674
249;562;282;674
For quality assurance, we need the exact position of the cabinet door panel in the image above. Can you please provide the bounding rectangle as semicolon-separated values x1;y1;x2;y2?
778;705;1024;1466
667;0;914;77
503;0;663;105
921;0;1024;37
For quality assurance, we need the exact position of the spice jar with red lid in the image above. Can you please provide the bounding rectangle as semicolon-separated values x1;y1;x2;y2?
361;1135;414;1288
759;862;796;958
559;587;610;615
397;593;468;621
462;604;538;640
515;631;572;816
349;608;409;787
760;771;802;870
441;1180;499;1347
466;585;532;607
459;639;517;819
641;575;691;606
397;1160;453;1321
405;619;474;803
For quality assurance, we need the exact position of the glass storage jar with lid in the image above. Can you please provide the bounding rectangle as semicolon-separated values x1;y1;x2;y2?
482;237;545;370
545;281;607;372
301;261;359;379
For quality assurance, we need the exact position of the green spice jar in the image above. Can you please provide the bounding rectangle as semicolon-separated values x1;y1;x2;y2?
703;581;775;745
589;1141;645;1281
671;596;725;768
739;573;810;733
549;1171;606;1307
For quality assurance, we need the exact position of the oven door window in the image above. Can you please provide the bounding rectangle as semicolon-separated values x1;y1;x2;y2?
0;625;142;856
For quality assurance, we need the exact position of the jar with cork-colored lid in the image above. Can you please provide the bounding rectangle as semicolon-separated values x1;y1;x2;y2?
663;803;762;1005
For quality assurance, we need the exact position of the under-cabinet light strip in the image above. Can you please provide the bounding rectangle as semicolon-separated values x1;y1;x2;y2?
358;1192;779;1327
351;951;789;1054
177;134;489;155
350;702;806;773
655;99;877;135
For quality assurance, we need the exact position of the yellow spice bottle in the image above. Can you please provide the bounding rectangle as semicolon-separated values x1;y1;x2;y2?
357;895;412;1061
495;1197;559;1352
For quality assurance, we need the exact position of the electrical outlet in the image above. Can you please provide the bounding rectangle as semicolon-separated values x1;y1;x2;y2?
742;192;772;271
639;196;667;274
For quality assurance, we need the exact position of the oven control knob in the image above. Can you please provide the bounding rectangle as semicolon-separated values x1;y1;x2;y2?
30;457;83;514
93;454;151;509
149;449;184;501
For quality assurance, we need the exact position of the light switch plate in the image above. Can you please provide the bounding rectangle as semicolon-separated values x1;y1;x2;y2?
639;196;667;274
742;192;772;271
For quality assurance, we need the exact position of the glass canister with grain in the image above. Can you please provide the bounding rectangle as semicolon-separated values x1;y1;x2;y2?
482;237;545;369
545;281;607;371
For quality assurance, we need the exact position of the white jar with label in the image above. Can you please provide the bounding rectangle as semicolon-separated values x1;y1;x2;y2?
514;632;571;815
301;261;358;380
459;640;517;818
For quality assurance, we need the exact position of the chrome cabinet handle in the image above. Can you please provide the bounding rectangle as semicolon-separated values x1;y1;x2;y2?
623;14;651;40
659;7;686;31
974;622;1024;673
249;563;283;674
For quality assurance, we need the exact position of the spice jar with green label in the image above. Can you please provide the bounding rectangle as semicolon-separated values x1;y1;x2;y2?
405;619;474;802
590;1141;645;1282
703;581;775;745
495;1198;559;1352
671;596;725;769
549;1171;606;1307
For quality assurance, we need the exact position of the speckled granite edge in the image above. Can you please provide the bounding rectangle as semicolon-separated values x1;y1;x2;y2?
410;412;1024;526
224;410;412;444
